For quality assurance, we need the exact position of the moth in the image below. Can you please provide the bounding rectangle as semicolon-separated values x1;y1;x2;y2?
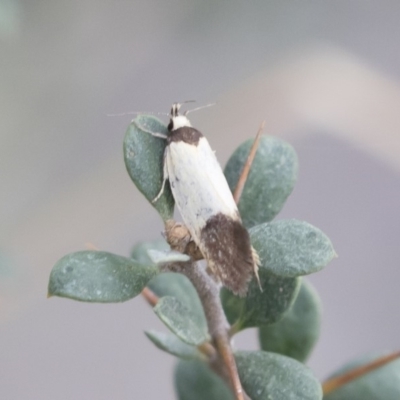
149;103;259;296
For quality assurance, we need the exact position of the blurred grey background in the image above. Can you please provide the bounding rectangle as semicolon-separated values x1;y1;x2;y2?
1;1;400;399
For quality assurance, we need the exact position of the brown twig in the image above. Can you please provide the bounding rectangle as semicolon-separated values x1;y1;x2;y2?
171;261;245;400
233;121;265;204
322;350;400;395
213;334;245;400
141;287;159;307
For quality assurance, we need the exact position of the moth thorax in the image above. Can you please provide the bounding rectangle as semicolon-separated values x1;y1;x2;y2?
169;115;191;131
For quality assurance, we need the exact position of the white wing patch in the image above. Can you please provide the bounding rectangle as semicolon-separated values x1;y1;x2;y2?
165;137;238;244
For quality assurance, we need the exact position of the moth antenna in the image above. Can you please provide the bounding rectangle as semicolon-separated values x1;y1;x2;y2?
107;111;169;117
169;101;197;117
185;102;216;115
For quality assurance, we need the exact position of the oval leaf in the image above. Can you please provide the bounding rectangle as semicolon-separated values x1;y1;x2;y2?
250;219;336;278
224;136;298;228
131;238;170;266
236;351;322;400
154;296;209;346
148;272;207;333
48;251;158;302
221;271;301;331
147;249;190;265
324;353;400;400
259;279;322;362
145;330;201;360
123;115;174;220
174;360;234;400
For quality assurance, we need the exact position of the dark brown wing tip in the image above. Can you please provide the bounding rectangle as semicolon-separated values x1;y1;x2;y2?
200;213;258;297
222;256;257;297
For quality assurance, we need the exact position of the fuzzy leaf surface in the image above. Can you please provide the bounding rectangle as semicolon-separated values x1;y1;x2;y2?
236;351;322;400
131;238;170;265
259;279;322;362
48;251;158;302
250;219;336;278
154;296;209;345
145;330;201;360
324;353;400;400
221;271;301;330
148;272;207;333
224;136;298;228
174;360;234;400
124;115;174;220
147;249;190;265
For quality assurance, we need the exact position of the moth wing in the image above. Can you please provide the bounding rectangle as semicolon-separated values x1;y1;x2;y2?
165;137;256;296
165;137;237;242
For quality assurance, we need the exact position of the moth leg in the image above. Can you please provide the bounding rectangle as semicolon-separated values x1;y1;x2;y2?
152;158;168;203
132;121;168;139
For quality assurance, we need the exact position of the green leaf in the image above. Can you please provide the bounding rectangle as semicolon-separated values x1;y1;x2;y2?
145;330;201;360
154;296;209;345
222;219;332;331
324;353;400;400
131;238;170;266
174;360;234;400
123;115;174;220
250;219;336;278
236;351;322;400
148;272;207;333
221;271;301;330
48;251;158;302
147;249;190;265
224;136;298;228
259;279;322;362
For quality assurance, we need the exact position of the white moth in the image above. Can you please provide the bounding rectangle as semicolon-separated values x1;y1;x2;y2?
150;103;259;296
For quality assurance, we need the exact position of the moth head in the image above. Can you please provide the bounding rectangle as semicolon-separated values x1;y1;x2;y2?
168;103;192;131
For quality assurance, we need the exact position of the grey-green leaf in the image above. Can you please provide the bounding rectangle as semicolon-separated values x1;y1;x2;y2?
324;353;400;400
154;296;209;345
131;238;170;266
224;136;298;228
259;279;322;362
221;271;301;330
236;351;322;400
48;251;158;302
148;272;207;333
147;249;190;265
250;219;336;278
145;330;201;360
174;360;234;400
123;115;174;220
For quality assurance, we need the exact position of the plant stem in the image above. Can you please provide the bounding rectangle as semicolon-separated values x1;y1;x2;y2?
172;261;246;400
141;287;159;307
